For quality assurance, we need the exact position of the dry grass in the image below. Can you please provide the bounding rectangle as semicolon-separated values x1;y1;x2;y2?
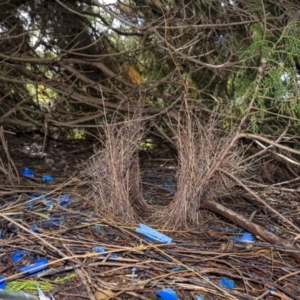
153;110;249;229
86;116;148;224
84;109;250;229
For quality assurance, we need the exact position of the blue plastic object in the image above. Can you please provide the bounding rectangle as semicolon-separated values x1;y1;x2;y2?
18;257;48;275
42;216;60;227
21;167;35;178
59;194;70;207
136;223;172;244
41;175;54;183
45;200;53;210
30;223;42;233
0;275;6;289
234;232;254;243
131;267;137;279
171;267;187;271
93;246;118;258
11;250;34;263
219;277;235;289
195;295;204;300
155;287;178;300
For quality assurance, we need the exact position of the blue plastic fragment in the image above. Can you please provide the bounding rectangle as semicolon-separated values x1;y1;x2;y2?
266;228;275;233
234;232;254;243
219;277;235;289
93;246;105;253
42;216;60;227
59;194;70;207
0;275;5;290
30;223;42;233
195;295;204;300
11;250;34;263
21;167;35;178
45;200;53;210
93;246;118;258
0;230;2;239
41;175;54;183
136;223;172;244
27;201;33;210
131;267;137;279
18;257;48;275
155;287;178;300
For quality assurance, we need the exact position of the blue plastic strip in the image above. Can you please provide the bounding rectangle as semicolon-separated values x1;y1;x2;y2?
136;223;172;244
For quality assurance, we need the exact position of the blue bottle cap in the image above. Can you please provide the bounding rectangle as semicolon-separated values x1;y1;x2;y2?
41;175;54;183
21;167;35;178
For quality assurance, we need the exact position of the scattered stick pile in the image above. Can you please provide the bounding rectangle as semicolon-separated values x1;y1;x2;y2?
0;122;300;299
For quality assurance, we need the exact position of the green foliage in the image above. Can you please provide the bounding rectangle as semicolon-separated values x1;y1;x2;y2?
228;18;300;132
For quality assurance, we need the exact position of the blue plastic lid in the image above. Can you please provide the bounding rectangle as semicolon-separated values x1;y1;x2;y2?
219;277;235;289
41;175;54;183
21;167;35;178
155;288;178;300
18;257;48;275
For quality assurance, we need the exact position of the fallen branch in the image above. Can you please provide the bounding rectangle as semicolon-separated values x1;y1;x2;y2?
200;199;300;263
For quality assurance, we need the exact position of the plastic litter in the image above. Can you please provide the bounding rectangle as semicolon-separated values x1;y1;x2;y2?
136;223;172;244
18;257;48;275
195;295;204;300
131;267;137;279
58;194;70;207
155;287;178;300
44;200;53;210
11;252;48;275
92;246;118;259
11;250;34;263
219;277;235;289
30;224;43;233
0;275;6;289
28;202;34;210
21;167;35;178
234;232;254;243
41;175;54;183
42;216;60;227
